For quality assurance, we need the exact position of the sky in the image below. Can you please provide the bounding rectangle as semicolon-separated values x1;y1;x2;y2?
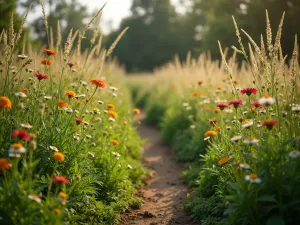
20;0;184;34
79;0;184;33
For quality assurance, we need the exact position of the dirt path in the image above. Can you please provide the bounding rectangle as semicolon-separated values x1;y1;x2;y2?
120;113;199;225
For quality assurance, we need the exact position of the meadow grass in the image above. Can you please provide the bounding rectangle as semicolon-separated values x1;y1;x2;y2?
0;3;146;225
129;11;300;225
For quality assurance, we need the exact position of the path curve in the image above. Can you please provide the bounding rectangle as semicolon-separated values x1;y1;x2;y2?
120;112;199;225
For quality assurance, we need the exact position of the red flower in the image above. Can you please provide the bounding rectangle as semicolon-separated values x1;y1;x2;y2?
52;176;70;184
35;72;48;80
241;88;257;96
23;88;29;94
229;100;243;108
74;118;83;125
11;130;30;141
262;120;278;129
216;103;229;110
251;101;263;108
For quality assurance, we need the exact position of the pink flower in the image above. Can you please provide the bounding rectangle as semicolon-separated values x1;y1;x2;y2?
216;103;229;110
11;130;30;141
34;72;48;80
229;100;243;108
241;88;257;96
251;101;263;108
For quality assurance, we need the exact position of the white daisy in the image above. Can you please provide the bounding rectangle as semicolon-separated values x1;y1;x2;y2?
15;92;27;98
49;146;59;152
245;174;261;183
289;150;300;159
21;123;32;129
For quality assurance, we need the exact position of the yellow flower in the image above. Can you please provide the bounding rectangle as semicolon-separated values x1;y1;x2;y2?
58;192;68;199
52;152;65;162
204;130;217;137
0;96;12;109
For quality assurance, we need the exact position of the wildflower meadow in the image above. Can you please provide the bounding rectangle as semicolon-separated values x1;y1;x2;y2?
1;1;300;225
130;12;300;225
0;3;146;225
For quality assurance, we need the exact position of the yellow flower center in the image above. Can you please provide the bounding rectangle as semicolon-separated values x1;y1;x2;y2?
13;143;23;149
249;174;257;179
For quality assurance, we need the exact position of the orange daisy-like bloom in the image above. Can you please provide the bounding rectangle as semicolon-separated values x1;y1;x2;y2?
90;79;107;88
57;100;68;108
77;101;83;105
0;158;11;170
41;59;52;65
216;85;223;91
54;208;61;214
214;108;221;113
218;157;229;166
215;126;221;132
133;108;140;115
112;139;119;145
107;104;115;109
0;96;12;109
59;192;68;199
65;90;76;99
262;120;278;130
53;152;65;162
108;111;118;118
204;130;217;137
191;91;200;97
43;49;56;56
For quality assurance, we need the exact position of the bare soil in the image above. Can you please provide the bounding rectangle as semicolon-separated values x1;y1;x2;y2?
120;113;199;225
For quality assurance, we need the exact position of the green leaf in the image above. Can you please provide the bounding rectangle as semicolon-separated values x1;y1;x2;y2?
257;195;278;203
266;216;286;225
223;207;237;215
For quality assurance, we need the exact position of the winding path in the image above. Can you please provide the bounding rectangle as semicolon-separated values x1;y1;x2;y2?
120;112;199;225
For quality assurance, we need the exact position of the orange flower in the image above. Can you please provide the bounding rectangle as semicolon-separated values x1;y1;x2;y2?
107;104;115;109
77;101;83;105
43;49;56;56
214;108;221;113
216;85;223;91
0;96;12;109
54;208;61;214
65;90;76;99
57;100;68;108
215;126;221;132
133;108;140;115
112;140;119;145
204;107;210;112
191;91;200;97
204;130;217;137
108;111;118;118
0;158;11;170
218;157;229;166
90;79;106;88
198;80;203;85
41;59;52;65
53;152;65;162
